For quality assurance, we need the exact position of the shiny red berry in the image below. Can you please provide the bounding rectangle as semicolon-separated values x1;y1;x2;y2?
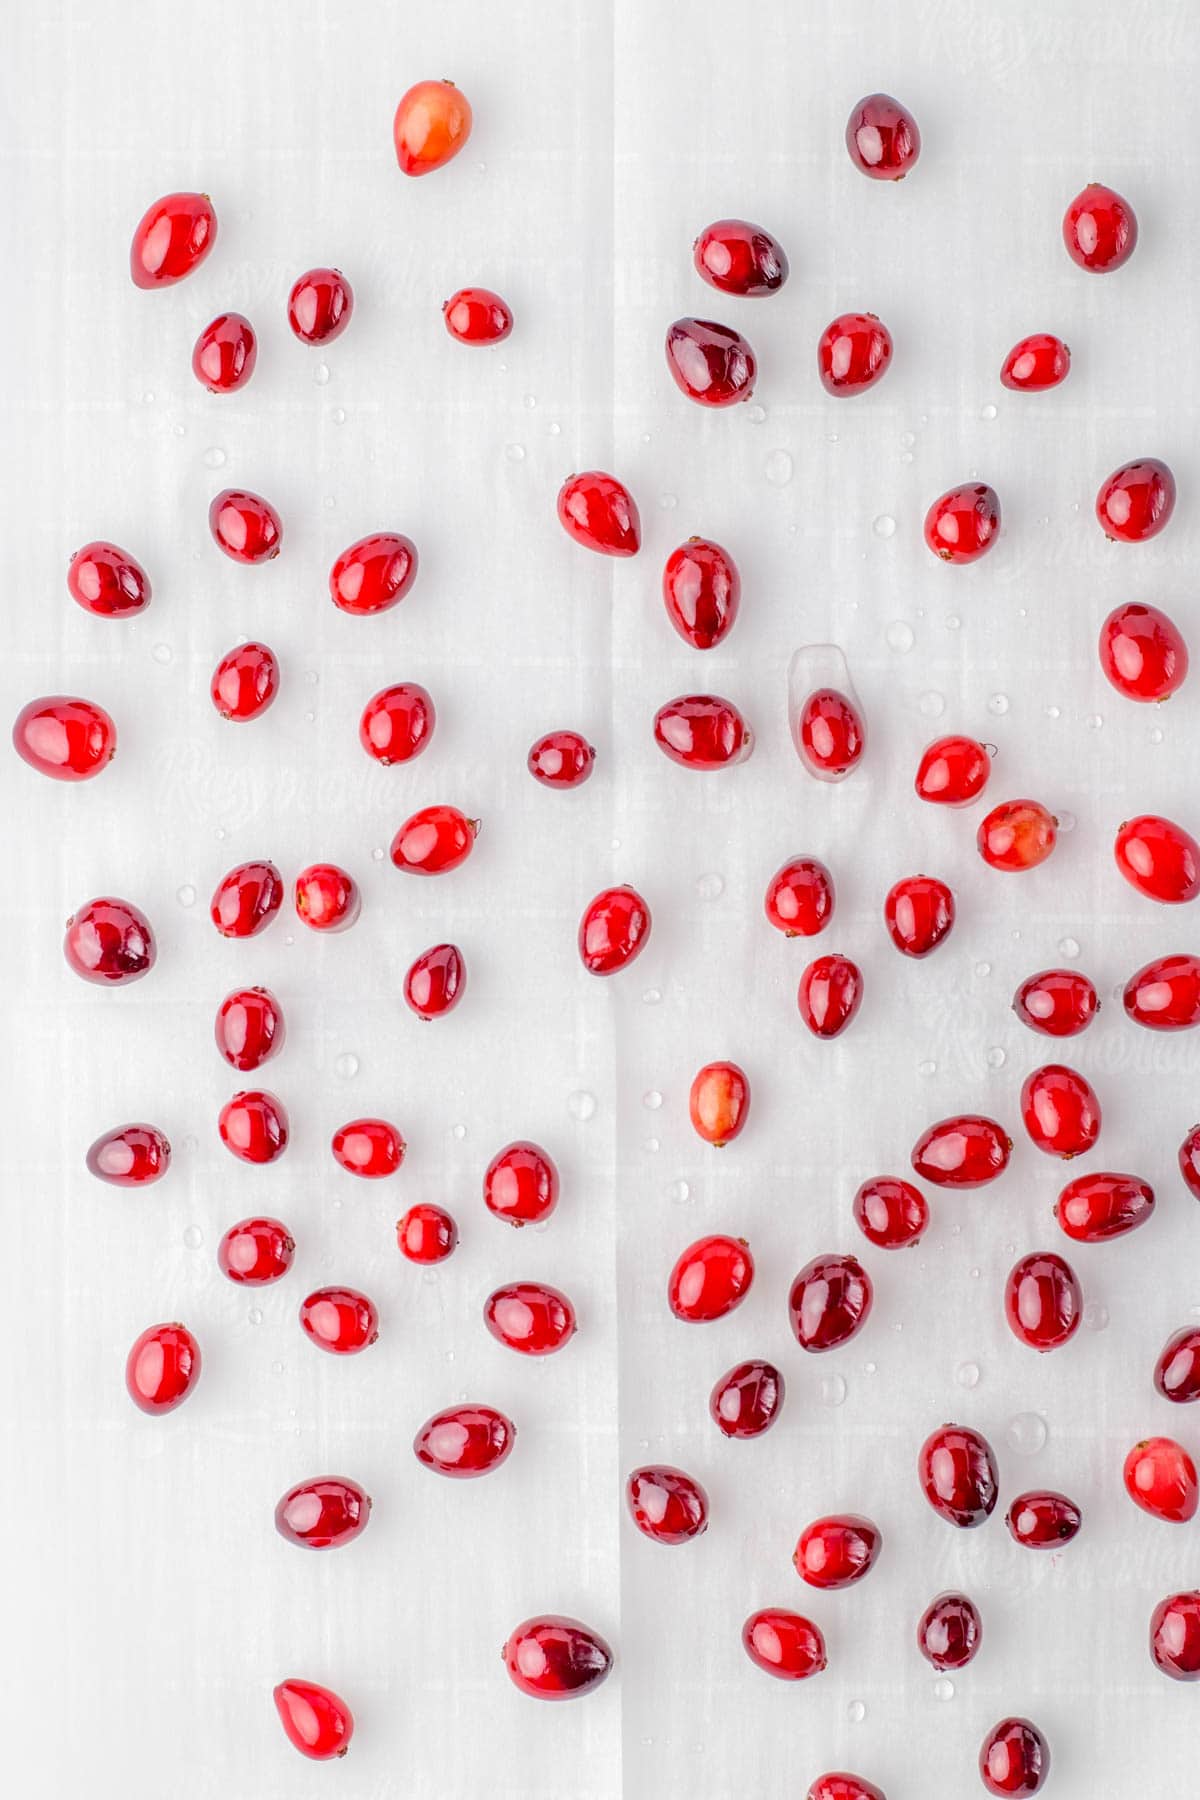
798;953;862;1038
742;1610;826;1681
1006;1489;1081;1549
557;471;641;556
295;862;360;932
1099;602;1188;701
626;1465;709;1544
1150;1590;1200;1680
1013;968;1098;1037
415;1404;515;1477
979;1717;1050;1796
1154;1327;1200;1403
1005;1251;1082;1351
817;312;892;396
13;695;116;780
1020;1064;1101;1158
332;1118;404;1178
1063;182;1137;272
794;1514;881;1588
217;1216;294;1284
64;896;155;985
300;1286;379;1355
67;541;150;618
924;483;1000;563
689;1060;749;1147
806;1776;885;1800
845;92;920;179
130;191;216;288
912;1114;1010;1187
915;733;990;806
1124;953;1200;1029
273;1679;353;1761
853;1176;928;1250
390;804;478;875
918;1423;999;1527
977;798;1056;871
393;80;472;176
795;687;865;781
1055;1171;1154;1243
288;267;353;344
665;317;757;406
528;730;595;788
1115;814;1200;904
210;860;283;938
1096;457;1175;542
484;1141;557;1227
579;883;651;975
330;533;418;615
215;985;284;1071
503;1616;611;1700
219;1090;289;1164
884;874;954;957
405;942;465;1019
397;1204;458;1264
662;537;740;649
764;857;834;937
192;312;256;393
654;693;752;769
917;1592;981;1670
209;489;282;563
1124;1436;1199;1522
1000;333;1070;392
210;641;278;721
359;682;434;764
789;1253;872;1352
442;286;512;343
126;1323;200;1414
692;219;788;295
709;1360;784;1438
483;1281;576;1355
668;1234;753;1322
87;1122;170;1186
274;1475;371;1549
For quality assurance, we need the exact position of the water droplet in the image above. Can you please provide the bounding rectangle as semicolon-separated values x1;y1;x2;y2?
956;1361;981;1389
1056;937;1081;962
333;1052;359;1080
141;390;155;404
282;934;294;947
152;643;172;665
644;1136;660;1152
445;1349;456;1364
371;846;385;862
642;987;662;1006
214;826;227;841
314;363;330;385
176;884;196;908
825;432;839;444
746;403;766;424
331;406;346;424
548;421;561;436
203;446;227;469
872;513;896;538
640;432;652;444
1045;704;1061;720
864;1361;877;1376
523;393;537;409
918;1059;937;1077
820;1374;847;1407
1057;810;1076;833
696;872;725;901
847;1700;866;1724
323;495;336;509
1149;725;1164;745
975;961;991;977
643;1090;663;1111
303;710;316;724
666;1179;691;1205
918;690;946;718
451;1123;468;1141
1006;1411;1048;1455
987;1046;1007;1070
900;450;914;465
980;403;998;421
945;614;961;631
271;1359;285;1375
659;493;678;510
182;1225;203;1249
933;1676;956;1701
498;363;508;374
611;838;622;852
988;693;1010;716
422;1270;439;1285
567;1090;596;1121
504;443;525;462
1087;713;1104;731
900;431;916;448
764;449;794;487
1083;1299;1110;1332
886;620;915;653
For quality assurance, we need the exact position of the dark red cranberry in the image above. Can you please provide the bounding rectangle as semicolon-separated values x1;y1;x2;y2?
1013;968;1098;1037
806;1776;885;1800
442;286;512;343
274;1475;371;1549
67;541;150;618
912;1114;1011;1187
1124;954;1200;1029
579;883;651;974
192;313;257;393
359;682;434;763
662;537;740;649
1056;1171;1154;1243
295;862;360;932
1006;1489;1081;1549
709;1359;784;1438
765;857;835;937
215;985;284;1071
211;641;278;721
1155;1327;1200;1403
689;1061;750;1147
404;943;465;1018
653;693;752;768
1020;1064;1101;1158
300;1286;379;1355
817;313;892;396
219;1090;289;1164
1099;602;1188;700
210;860;283;938
64;897;155;984
397;1203;458;1264
668;1234;753;1322
86;1123;170;1186
742;1610;826;1681
273;1679;353;1760
484;1141;557;1227
209;489;282;563
1005;1251;1082;1351
557;471;640;556
1179;1124;1200;1195
798;953;862;1038
794;1514;881;1588
1115;813;1200;904
626;1465;709;1544
884;874;954;957
330;533;418;614
914;733;991;806
13;695;116;781
1150;1590;1200;1680
845;92;920;179
918;1424;999;1527
528;730;595;787
1096;457;1175;542
853;1176;928;1249
665;317;756;406
788;1253;872;1352
979;1717;1050;1795
126;1322;201;1413
693;219;788;296
130;191;216;287
1000;333;1071;392
978;799;1057;871
288;268;353;344
503;1616;611;1700
1063;182;1137;272
393;80;472;176
795;687;865;780
1124;1436;1199;1522
415;1404;515;1477
331;1119;404;1178
390;804;477;875
917;1591;982;1670
483;1281;576;1355
217;1216;294;1284
924;483;1000;563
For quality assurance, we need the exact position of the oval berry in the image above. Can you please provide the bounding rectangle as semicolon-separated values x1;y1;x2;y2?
979;1717;1050;1796
709;1360;784;1439
273;1679;353;1761
689;1060;749;1147
295;862;360;932
788;1253;872;1352
126;1322;201;1414
1005;1251;1082;1352
579;883;651;975
218;1216;294;1284
662;537;740;650
853;1176;928;1250
397;1204;458;1264
210;641;278;721
668;1234;753;1323
13;695;116;781
274;1475;371;1549
528;729;595;788
287;267;353;345
912;1114;1010;1188
795;686;865;781
503;1616;611;1700
300;1286;378;1355
924;483;1000;563
1055;1171;1154;1243
483;1281;576;1356
915;733;990;805
665;317;756;406
208;489;282;564
817;312;892;397
1020;1064;1101;1158
1124;953;1200;1029
332;1118;404;1179
653;693;752;769
215;985;284;1071
1154;1327;1200;1403
794;1514;880;1588
692;219;788;296
1099;601;1188;701
330;532;417;615
393;79;472;176
798;953;862;1038
918;1423;999;1527
130;191;216;288
884;874;954;957
765;857;835;937
1000;333;1070;392
1063;182;1137;272
917;1592;982;1671
978;799;1057;871
86;1123;170;1187
557;471;640;556
218;1090;288;1164
845;92;920;179
807;1776;885;1800
1096;457;1175;543
414;1404;515;1478
1115;813;1200;904
64;897;155;985
742;1610;826;1681
67;541;150;618
484;1141;557;1228
1013;968;1098;1037
1006;1490;1081;1549
1178;1124;1200;1195
359;682;434;764
210;860;283;938
1150;1590;1200;1680
443;287;512;344
404;942;465;1019
1124;1436;1199;1522
390;804;477;875
192;312;256;393
626;1465;709;1544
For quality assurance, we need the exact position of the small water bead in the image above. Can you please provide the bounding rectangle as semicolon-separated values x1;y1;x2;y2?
333;1052;359;1080
331;1197;343;1211
945;614;961;631
956;1361;981;1390
498;363;508;374
1149;725;1165;745
764;449;794;487
371;847;385;862
981;403;998;422
567;1090;597;1122
611;838;622;852
548;421;561;436
900;451;914;465
422;1270;439;1286
168;424;181;440
203;446;227;468
248;1307;263;1325
1057;810;1076;833
919;691;946;718
988;693;1010;716
641;432;652;444
642;988;662;1006
900;431;916;448
331;407;346;424
182;1225;204;1250
283;934;295;946
864;1361;877;1376
886;621;915;653
746;403;766;424
176;884;196;908
152;643;172;665
214;827;227;841
933;1677;956;1702
825;433;839;444
142;391;155;404
820;1374;848;1407
1083;1300;1110;1332
659;493;678;510
505;443;526;462
986;1046;1007;1070
847;1701;867;1725
303;710;316;724
451;1123;468;1141
1045;704;1061;720
1058;936;1081;960
1087;713;1104;731
872;513;896;539
643;1090;663;1111
917;1059;937;1076
970;1267;981;1280
323;495;336;509
644;1137;660;1152
975;961;991;977
271;1360;285;1375
1006;1412;1048;1456
445;1349;456;1364
524;394;537;409
696;872;725;901
314;363;331;385
666;1179;691;1205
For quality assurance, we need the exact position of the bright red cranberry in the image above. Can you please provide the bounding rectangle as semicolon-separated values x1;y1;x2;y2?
275;1475;371;1549
654;693;752;769
67;541;150;618
86;1122;170;1186
393;79;472;176
415;1404;515;1477
295;862;360;932
1182;1124;1200;1195
1005;1251;1082;1351
528;729;595;788
765;857;834;936
210;641;278;722
798;954;862;1039
818;313;892;397
209;489;282;563
484;1141;557;1227
917;1592;982;1670
557;471;641;556
693;219;788;296
484;1281;576;1355
129;191;216;288
662;537;740;649
884;874;954;957
1115;813;1200;904
1013;968;1098;1037
397;1204;458;1263
794;1514;881;1588
742;1610;826;1681
218;1216;294;1284
1055;1171;1154;1243
503;1616;611;1700
330;533;417;614
924;483;1000;563
219;1090;289;1164
390;805;477;875
404;942;465;1019
918;1424;999;1527
979;1717;1050;1796
126;1323;201;1414
1155;1327;1200;1403
64;897;155;985
978;799;1057;871
1099;601;1188;701
1063;182;1137;272
300;1286;379;1355
273;1679;353;1760
845;92;920;178
665;317;756;406
1000;333;1070;392
1006;1489;1081;1549
853;1176;928;1250
689;1060;750;1147
13;695;115;781
210;860;283;938
1125;953;1200;1029
192;313;256;393
332;1118;404;1178
709;1360;784;1438
288;267;353;344
914;733;990;805
912;1114;1011;1188
669;1234;753;1323
788;1253;872;1352
626;1465;709;1544
1150;1590;1200;1680
1124;1436;1199;1523
1096;457;1175;542
579;883;651;974
1020;1064;1101;1158
806;1776;885;1800
443;286;512;343
215;985;284;1071
358;683;434;765
795;687;865;781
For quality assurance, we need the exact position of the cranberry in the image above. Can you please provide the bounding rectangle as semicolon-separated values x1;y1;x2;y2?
912;1114;1010;1188
742;1610;826;1681
917;1591;982;1670
579;883;651;975
794;1514;881;1588
788;1253;872;1352
210;860;283;938
1063;181;1137;272
1099;601;1188;701
295;862;360;932
709;1360;784;1438
192;313;257;393
64;897;155;985
210;641;278;721
1124;953;1200;1029
1055;1171;1154;1242
13;695;116;781
626;1465;709;1544
1005;1251;1082;1351
415;1404;515;1478
1006;1489;1082;1549
1000;333;1071;392
689;1060;750;1147
845;92;920;179
528;730;595;788
654;693;752;769
977;798;1057;871
129;191;216;287
979;1717;1050;1796
393;79;472;176
443;287;512;343
665;317;757;406
208;489;282;564
924;483;1000;563
806;1777;885;1800
817;313;892;397
915;733;991;805
218;1216;294;1284
86;1123;170;1186
397;1204;458;1264
126;1322;201;1414
853;1176;928;1250
1154;1327;1200;1403
1096;457;1175;543
405;942;465;1018
884;874;954;957
798;953;862;1038
300;1286;379;1355
390;804;477;875
693;219;788;296
795;687;865;781
273;1679;353;1760
1013;968;1098;1037
332;1118;404;1179
918;1424;999;1528
215;985;284;1071
662;537;740;650
1150;1590;1200;1680
557;471;641;556
1115;813;1200;904
67;541;150;618
484;1281;576;1355
274;1475;371;1549
1020;1064;1101;1159
330;533;418;615
765;857;835;936
1124;1436;1199;1522
287;267;353;344
503;1616;611;1700
359;682;434;763
219;1090;289;1164
668;1234;753;1322
484;1142;558;1228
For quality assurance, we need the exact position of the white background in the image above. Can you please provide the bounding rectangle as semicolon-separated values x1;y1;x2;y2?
4;1;1200;1794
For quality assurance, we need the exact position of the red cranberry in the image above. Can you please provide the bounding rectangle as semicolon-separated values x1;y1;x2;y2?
1000;333;1071;392
915;732;991;805
884;874;955;957
209;489;282;563
665;317;757;406
359;682;434;763
1124;953;1200;1029
332;1118;404;1179
1006;1489;1081;1549
192;313;257;393
393;79;472;176
129;191;216;287
689;1060;749;1147
789;1253;872;1352
977;798;1057;871
503;1616;611;1700
1124;1436;1199;1522
443;286;512;343
405;943;465;1019
626;1465;709;1544
917;1592;982;1671
415;1404;515;1477
390;804;478;875
1055;1171;1154;1243
668;1234;753;1322
1013;968;1098;1037
979;1717;1050;1796
211;641;278;721
67;541;150;618
1096;457;1175;542
817;313;892;396
579;883;651;975
86;1123;170;1186
274;1475;371;1549
217;1216;294;1284
484;1141;558;1228
693;219;788;296
742;1610;826;1681
709;1360;784;1438
288;267;353;344
557;471;641;556
528;730;595;788
484;1281;576;1355
1181;1124;1200;1195
219;1090;289;1164
662;537;740;651
330;533;418;614
273;1679;353;1761
295;862;360;932
845;92;920;179
13;695;116;781
853;1176;928;1250
798;953;862;1038
806;1777;885;1800
912;1114;1011;1187
795;687;865;781
215;985;284;1070
924;483;1000;563
1099;601;1188;701
794;1514;881;1588
1020;1064;1101;1159
1005;1251;1082;1352
1150;1590;1200;1680
1063;182;1137;272
300;1286;379;1355
654;693;752;769
210;860;283;938
126;1323;201;1414
1155;1327;1200;1403
765;856;835;937
64;896;155;984
397;1204;458;1264
918;1423;999;1527
1115;813;1200;904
